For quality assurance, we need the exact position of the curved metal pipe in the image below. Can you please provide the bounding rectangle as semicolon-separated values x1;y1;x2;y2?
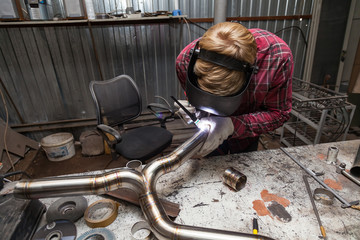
13;127;274;240
14;169;145;199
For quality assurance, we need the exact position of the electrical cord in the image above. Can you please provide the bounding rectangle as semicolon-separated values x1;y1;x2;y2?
183;17;192;41
0;78;14;171
275;26;308;48
329;107;349;142
184;17;208;31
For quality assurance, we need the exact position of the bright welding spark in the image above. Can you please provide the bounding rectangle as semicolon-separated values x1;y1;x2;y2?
197;118;212;132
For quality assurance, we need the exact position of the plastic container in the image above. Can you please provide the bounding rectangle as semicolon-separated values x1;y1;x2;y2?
41;132;75;161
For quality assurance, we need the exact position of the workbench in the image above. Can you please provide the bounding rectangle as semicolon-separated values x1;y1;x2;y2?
39;139;360;240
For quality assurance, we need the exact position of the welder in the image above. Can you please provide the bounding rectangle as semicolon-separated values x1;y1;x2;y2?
176;22;294;157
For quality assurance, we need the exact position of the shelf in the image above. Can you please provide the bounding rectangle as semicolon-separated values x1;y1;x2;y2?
0;15;187;27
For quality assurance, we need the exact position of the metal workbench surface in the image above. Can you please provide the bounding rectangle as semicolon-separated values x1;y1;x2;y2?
40;139;360;240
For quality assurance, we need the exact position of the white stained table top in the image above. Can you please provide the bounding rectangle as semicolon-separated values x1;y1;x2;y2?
40;139;360;240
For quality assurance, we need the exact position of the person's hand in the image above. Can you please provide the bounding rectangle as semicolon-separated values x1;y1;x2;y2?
197;116;234;157
174;100;196;124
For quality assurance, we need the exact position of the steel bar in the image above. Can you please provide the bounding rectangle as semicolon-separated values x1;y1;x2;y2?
280;147;358;208
303;175;326;239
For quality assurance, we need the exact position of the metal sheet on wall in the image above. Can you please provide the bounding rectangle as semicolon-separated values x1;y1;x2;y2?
0;0;313;140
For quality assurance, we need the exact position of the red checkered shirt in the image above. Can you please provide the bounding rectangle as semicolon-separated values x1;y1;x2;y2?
176;28;293;153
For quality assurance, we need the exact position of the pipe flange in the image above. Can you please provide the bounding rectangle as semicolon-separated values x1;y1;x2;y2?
131;221;155;240
313;188;335;205
46;196;88;223
77;228;115;240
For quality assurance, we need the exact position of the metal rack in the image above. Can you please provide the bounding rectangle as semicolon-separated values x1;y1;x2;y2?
280;78;356;147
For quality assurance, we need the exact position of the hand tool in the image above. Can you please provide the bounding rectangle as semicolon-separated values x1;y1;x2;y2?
336;163;360;187
171;96;200;125
280;147;360;209
252;218;258;235
303;175;327;239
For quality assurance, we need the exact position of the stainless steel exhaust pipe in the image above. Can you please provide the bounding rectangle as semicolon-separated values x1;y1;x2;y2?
13;127;274;240
14;169;145;199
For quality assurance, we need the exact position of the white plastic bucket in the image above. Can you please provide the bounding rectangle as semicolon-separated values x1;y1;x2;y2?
41;132;75;161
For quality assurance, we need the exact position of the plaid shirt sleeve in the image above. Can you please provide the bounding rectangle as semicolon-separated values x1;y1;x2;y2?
230;50;293;140
176;38;200;90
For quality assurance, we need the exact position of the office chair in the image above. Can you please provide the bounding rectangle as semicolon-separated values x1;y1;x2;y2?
89;75;173;163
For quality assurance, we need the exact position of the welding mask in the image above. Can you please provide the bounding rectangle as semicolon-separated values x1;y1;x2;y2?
186;41;258;116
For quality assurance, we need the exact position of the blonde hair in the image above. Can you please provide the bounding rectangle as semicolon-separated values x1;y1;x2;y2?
194;22;257;96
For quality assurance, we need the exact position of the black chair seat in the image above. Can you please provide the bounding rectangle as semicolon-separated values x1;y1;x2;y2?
116;126;173;162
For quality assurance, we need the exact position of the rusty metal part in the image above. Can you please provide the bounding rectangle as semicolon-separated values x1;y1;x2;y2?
313;188;335;205
303;175;327;239
280;147;359;209
222;167;247;191
326;146;339;165
336;163;360;187
13;128;274;240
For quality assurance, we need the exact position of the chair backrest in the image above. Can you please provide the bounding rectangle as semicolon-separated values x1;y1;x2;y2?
89;75;142;127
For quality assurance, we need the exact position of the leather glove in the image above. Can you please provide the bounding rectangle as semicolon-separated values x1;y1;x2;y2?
174;100;196;124
197;116;234;157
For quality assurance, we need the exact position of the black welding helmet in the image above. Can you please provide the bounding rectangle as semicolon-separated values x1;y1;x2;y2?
186;41;258;116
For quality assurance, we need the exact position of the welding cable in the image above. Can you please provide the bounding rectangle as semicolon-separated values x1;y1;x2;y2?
184;17;208;31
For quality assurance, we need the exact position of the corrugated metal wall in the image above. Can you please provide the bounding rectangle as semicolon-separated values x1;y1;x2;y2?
0;0;313;137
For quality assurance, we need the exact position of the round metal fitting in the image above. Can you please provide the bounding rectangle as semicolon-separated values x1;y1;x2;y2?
313;188;335;205
131;221;155;240
222;167;247;191
326;146;339;165
126;160;143;172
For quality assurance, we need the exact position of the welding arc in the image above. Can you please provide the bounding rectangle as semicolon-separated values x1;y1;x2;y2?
303;175;326;239
170;96;198;124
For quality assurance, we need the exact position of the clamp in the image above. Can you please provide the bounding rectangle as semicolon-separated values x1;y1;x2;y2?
336;163;360;187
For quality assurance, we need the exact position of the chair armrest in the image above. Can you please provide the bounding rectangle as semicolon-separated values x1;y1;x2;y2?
97;124;122;147
147;96;175;128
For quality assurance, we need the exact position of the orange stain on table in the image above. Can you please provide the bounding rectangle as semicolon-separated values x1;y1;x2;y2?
260;190;290;207
252;200;272;217
324;178;343;190
317;153;326;160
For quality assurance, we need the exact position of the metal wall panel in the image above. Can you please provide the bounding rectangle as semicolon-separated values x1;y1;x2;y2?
0;0;314;140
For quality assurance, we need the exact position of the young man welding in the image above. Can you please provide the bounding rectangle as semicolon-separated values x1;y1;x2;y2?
176;22;294;157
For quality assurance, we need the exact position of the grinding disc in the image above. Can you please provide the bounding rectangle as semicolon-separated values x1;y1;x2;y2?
32;219;76;240
77;228;115;240
46;196;88;223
